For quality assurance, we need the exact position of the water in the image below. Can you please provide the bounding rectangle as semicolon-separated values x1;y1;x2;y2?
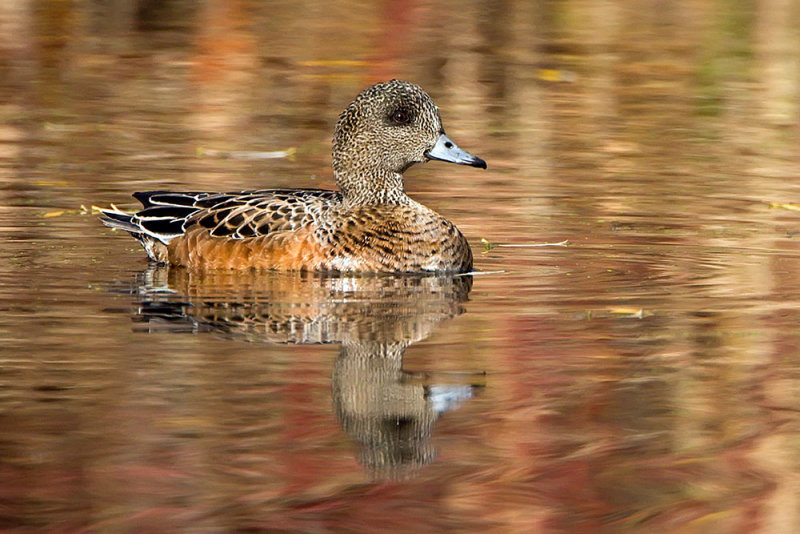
2;1;800;532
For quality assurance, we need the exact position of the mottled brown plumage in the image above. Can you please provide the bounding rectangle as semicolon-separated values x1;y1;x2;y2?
100;80;486;273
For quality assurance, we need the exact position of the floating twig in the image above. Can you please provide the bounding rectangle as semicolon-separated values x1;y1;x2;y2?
455;270;506;277
496;240;569;248
196;147;296;160
481;238;568;251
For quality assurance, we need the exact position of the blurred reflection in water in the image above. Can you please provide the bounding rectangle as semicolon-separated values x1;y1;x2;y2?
2;0;800;531
129;266;482;479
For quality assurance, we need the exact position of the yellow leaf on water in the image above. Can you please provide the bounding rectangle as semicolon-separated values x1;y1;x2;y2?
33;180;70;187
768;201;800;212
687;510;735;526
43;210;64;218
535;68;576;83
537;68;563;82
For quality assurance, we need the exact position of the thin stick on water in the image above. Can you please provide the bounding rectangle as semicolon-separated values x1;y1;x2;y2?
455;270;506;277
495;240;569;248
480;238;568;252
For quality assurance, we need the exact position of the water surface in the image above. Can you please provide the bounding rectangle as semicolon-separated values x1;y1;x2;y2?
2;1;800;532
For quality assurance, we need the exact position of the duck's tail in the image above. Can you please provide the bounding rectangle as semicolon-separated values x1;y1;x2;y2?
99;206;170;263
99;207;141;234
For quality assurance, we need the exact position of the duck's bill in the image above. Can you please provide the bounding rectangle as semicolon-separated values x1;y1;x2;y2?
425;133;487;169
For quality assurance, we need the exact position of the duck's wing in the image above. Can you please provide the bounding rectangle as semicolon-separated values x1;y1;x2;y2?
100;189;341;244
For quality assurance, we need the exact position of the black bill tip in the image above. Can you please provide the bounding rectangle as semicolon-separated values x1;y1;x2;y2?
470;156;487;169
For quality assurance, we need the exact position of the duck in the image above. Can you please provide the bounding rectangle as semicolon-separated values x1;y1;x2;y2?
100;79;487;273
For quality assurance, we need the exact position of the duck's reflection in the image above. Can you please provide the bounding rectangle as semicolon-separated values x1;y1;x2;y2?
130;266;483;478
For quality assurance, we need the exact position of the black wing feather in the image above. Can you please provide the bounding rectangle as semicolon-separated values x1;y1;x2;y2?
140;217;187;236
105;188;343;244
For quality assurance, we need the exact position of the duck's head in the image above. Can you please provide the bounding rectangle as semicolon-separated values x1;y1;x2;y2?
332;80;486;187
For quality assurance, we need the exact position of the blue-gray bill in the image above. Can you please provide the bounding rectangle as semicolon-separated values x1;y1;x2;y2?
425;133;487;169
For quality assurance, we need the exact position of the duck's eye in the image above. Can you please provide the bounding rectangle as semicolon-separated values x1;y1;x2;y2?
390;109;412;125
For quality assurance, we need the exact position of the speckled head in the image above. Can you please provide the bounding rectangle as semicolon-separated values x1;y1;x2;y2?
332;80;486;204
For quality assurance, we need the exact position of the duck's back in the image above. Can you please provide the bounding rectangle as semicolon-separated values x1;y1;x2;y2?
101;189;335;267
101;189;472;272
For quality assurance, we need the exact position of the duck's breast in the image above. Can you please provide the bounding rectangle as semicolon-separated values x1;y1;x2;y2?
322;204;472;273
